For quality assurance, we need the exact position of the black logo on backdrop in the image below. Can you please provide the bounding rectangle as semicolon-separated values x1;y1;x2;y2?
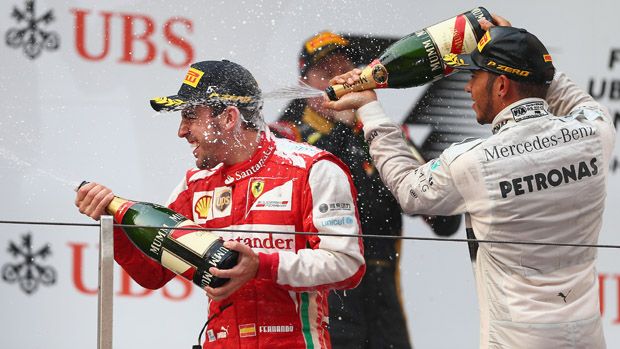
588;48;619;174
2;233;56;294
6;0;60;59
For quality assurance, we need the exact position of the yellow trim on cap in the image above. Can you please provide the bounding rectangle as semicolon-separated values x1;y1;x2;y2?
151;97;186;108
207;91;255;104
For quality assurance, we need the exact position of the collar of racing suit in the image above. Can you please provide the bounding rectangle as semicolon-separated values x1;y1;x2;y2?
490;97;550;134
209;132;276;185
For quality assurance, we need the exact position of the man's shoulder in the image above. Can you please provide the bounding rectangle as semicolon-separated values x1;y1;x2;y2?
442;137;486;165
272;137;342;171
273;137;330;158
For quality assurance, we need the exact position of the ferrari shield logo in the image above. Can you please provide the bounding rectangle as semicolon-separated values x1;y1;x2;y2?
251;180;265;198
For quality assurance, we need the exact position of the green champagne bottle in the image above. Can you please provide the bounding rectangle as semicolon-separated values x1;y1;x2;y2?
325;7;492;101
103;193;238;289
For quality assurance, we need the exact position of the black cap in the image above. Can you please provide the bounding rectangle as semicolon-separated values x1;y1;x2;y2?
299;31;350;77
443;26;555;84
150;60;262;112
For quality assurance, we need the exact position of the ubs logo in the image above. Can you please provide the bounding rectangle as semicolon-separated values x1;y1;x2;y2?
5;0;60;59
2;233;56;294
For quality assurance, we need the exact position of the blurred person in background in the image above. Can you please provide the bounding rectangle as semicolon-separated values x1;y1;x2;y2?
274;31;461;348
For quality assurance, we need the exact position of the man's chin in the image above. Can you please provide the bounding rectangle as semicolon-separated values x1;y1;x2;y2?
196;158;222;170
196;158;209;169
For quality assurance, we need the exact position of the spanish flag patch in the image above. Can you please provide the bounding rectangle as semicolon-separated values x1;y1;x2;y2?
239;323;256;338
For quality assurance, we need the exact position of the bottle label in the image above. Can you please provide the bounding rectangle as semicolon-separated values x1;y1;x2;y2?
159;220;221;276
169;220;221;256
423;13;481;75
464;7;492;41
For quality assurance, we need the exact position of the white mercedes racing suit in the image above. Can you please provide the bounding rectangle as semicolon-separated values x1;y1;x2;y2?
356;72;615;349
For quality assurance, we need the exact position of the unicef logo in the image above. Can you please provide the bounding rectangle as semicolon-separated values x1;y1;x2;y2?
320;216;355;227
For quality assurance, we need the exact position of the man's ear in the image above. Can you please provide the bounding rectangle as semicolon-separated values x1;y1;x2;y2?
496;75;510;98
222;106;241;131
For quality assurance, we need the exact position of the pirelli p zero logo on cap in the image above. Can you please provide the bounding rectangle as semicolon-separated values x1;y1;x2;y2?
477;31;491;52
543;54;553;62
183;67;204;88
486;60;531;77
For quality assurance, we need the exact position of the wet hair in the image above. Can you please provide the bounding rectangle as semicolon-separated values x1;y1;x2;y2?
209;102;263;130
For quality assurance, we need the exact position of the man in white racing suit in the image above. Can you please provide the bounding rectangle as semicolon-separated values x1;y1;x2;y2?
324;16;615;349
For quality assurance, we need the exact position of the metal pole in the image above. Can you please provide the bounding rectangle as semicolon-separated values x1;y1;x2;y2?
98;216;114;349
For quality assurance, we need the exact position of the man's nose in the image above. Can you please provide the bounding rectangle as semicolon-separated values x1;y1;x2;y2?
178;119;189;138
464;80;472;93
464;79;472;93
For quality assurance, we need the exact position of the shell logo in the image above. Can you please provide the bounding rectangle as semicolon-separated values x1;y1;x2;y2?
194;196;212;219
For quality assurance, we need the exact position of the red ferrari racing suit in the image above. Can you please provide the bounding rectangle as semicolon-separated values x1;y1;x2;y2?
113;133;365;348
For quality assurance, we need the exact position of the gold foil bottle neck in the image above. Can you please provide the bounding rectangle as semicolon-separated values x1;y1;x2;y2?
106;196;129;215
326;64;380;101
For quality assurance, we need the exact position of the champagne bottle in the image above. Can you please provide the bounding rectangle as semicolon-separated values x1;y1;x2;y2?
80;182;239;289
325;7;492;101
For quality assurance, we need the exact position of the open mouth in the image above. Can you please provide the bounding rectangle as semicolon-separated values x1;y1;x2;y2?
189;141;199;158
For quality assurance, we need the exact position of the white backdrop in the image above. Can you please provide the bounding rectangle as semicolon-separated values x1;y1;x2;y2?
1;1;619;348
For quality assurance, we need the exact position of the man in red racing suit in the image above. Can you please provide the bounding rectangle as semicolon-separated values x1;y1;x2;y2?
115;133;365;348
76;60;365;349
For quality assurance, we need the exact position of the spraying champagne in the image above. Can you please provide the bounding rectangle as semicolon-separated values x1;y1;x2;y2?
325;7;492;100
